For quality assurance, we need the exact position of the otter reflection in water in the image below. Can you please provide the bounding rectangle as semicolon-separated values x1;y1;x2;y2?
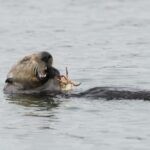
3;51;150;100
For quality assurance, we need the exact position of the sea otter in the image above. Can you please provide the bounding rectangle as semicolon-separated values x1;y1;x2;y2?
3;51;61;94
4;51;150;100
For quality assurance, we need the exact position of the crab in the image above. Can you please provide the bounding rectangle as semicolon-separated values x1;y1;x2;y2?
57;67;81;91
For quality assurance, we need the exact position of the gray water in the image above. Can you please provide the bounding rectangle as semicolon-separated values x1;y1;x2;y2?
0;0;150;149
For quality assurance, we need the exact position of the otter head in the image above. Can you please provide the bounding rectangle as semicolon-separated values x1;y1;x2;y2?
4;51;60;92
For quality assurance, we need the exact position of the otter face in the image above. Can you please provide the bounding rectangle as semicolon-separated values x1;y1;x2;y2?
4;51;60;93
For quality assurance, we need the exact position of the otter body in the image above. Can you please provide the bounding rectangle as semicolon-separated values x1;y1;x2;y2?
4;51;61;94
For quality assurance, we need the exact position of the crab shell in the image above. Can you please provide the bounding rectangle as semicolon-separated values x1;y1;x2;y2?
57;75;80;91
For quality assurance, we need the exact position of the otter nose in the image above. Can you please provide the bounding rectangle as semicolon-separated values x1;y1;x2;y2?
40;51;53;63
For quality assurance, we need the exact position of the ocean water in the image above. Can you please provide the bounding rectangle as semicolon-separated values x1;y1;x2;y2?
0;0;150;149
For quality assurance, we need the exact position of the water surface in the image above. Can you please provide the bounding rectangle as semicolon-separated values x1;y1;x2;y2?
0;0;150;149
